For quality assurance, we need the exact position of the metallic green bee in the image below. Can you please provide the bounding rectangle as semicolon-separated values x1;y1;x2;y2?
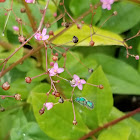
75;97;94;109
75;97;86;106
86;100;94;109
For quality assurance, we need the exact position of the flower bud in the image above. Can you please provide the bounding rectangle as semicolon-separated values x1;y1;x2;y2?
126;55;129;59
1;96;5;99
50;62;54;66
39;108;45;115
40;9;44;14
53;12;57;17
20;8;26;13
90;40;95;46
98;84;104;89
73;120;78;125
45;23;51;28
0;107;5;112
77;24;82;29
60;2;64;5
55;53;58;56
62;53;66;57
52;56;58;61
49;30;54;36
113;11;117;16
14;94;21;100
81;21;84;24
18;36;25;43
2;82;10;90
25;77;32;83
88;68;93;73
64;22;70;28
135;55;139;60
55;92;60;97
59;97;64;103
16;18;22;24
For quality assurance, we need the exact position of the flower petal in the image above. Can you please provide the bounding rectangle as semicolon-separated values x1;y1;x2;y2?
42;28;47;36
42;35;49;40
102;4;107;9
49;72;56;76
80;79;86;84
49;68;56;76
78;84;83;90
13;26;19;31
71;84;77;87
57;68;64;74
34;33;41;40
53;62;58;69
109;0;114;4
73;74;80;81
107;4;111;10
44;102;53;110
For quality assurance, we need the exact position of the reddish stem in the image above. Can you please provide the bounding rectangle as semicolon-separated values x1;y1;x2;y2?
79;107;140;140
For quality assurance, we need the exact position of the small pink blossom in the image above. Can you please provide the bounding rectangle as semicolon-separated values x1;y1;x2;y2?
13;26;19;31
53;12;57;17
34;28;49;41
135;55;139;60
25;0;34;3
49;62;64;76
44;102;53;110
100;0;114;10
70;74;86;90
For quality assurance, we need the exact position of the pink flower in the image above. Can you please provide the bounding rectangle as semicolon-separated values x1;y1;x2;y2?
135;55;139;60
25;0;34;3
13;26;19;31
44;102;53;110
49;62;64;76
70;74;86;90
100;0;114;10
34;28;49;41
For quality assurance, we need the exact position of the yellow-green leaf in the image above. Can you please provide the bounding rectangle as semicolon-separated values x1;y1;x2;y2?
52;25;124;46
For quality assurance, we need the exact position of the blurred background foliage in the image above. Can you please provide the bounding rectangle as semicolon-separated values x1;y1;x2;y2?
0;0;140;140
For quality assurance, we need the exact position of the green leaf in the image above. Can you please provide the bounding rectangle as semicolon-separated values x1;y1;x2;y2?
58;51;97;79
16;58;37;72
107;107;140;140
52;25;123;46
98;1;140;34
0;108;18;140
8;79;38;100
31;83;90;140
118;22;140;69
70;0;101;24
80;66;113;129
0;47;24;65
10;109;52;140
26;68;46;82
98;123;131;140
88;53;140;95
